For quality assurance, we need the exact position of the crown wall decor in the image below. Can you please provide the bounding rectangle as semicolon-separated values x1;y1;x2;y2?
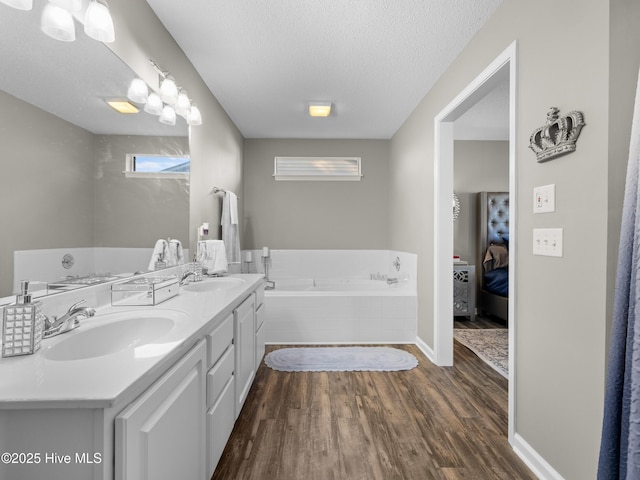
529;107;585;162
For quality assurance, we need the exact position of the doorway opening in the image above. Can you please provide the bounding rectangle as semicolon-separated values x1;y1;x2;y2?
433;41;517;442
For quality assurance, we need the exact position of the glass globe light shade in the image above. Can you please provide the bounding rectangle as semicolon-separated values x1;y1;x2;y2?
187;105;202;126
84;0;115;43
143;93;163;115
159;105;176;126
175;92;192;117
160;77;178;105
127;79;149;104
41;3;75;42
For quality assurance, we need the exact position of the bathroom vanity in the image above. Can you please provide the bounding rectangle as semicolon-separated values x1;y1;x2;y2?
0;273;265;480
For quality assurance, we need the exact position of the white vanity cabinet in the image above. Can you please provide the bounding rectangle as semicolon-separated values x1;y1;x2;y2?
115;340;207;480
205;313;235;477
234;294;256;418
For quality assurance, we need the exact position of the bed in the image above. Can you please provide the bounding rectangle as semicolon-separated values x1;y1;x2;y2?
476;191;509;322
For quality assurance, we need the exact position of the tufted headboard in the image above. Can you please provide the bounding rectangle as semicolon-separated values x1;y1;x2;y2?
476;191;509;271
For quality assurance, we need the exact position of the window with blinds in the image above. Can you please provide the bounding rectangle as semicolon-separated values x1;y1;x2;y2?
273;157;362;181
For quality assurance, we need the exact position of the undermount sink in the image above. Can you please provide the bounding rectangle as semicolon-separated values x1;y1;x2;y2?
182;277;245;293
44;309;189;362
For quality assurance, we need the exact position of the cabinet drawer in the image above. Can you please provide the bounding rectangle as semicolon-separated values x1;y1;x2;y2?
206;313;234;368
207;345;234;408
206;375;235;477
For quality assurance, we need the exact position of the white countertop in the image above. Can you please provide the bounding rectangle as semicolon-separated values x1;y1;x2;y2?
0;274;264;409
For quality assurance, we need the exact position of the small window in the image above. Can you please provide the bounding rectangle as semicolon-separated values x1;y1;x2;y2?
124;154;190;178
274;156;362;181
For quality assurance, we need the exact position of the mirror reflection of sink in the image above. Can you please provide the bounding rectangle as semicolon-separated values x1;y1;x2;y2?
182;277;245;293
44;310;189;362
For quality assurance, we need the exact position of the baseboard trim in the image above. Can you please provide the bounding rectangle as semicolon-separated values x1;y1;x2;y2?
512;433;565;480
415;336;436;364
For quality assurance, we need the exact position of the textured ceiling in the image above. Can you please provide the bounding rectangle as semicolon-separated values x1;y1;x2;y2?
146;0;504;139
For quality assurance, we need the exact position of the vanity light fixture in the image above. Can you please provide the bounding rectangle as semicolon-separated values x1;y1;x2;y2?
125;59;204;126
308;102;332;117
107;100;139;114
83;0;115;43
1;0;116;42
0;0;32;10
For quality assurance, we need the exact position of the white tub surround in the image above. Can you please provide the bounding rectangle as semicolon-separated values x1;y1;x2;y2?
256;250;417;344
0;271;265;480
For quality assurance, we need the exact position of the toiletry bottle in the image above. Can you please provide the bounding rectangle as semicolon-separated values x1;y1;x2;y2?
2;280;45;358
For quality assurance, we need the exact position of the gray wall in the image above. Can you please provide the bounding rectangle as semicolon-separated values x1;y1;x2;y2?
243;139;390;249
0;91;95;297
389;1;639;478
453;140;509;263
94;135;189;247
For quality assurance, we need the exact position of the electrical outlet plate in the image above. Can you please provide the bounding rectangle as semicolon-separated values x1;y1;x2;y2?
533;184;555;213
533;228;563;257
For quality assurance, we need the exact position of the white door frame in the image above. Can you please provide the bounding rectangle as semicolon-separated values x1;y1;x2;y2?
433;41;517;442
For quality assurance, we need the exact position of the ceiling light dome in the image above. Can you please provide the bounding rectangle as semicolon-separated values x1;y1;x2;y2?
41;3;75;42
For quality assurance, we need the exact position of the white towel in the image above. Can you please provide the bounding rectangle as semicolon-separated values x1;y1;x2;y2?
221;191;239;225
148;239;169;271
197;240;228;275
221;191;241;263
169;239;184;265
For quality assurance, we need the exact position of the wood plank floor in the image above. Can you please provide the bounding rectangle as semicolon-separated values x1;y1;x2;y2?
212;337;533;480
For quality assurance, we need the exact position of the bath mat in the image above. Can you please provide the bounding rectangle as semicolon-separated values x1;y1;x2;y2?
454;328;508;378
264;347;418;372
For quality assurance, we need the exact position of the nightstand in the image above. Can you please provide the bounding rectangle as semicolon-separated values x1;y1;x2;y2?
453;264;475;321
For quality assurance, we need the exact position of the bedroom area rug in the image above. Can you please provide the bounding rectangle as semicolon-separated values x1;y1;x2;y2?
264;346;419;372
453;329;508;378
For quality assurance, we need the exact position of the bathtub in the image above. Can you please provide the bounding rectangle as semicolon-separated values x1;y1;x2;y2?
264;276;417;344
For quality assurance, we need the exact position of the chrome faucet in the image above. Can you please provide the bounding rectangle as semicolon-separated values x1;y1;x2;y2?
386;277;399;285
179;271;197;286
43;300;95;339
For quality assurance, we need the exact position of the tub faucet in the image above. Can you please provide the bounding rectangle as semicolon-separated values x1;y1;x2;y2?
43;299;95;339
386;277;399;285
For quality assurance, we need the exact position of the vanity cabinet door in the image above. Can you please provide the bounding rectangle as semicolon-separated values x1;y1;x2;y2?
255;302;266;369
234;295;255;418
115;340;206;480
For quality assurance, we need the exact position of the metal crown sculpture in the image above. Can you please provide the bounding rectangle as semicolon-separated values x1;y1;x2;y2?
529;107;585;162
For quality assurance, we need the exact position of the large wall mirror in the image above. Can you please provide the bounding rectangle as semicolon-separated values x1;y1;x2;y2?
0;2;190;301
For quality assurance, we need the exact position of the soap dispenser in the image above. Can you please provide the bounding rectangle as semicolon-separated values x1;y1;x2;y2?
2;280;45;358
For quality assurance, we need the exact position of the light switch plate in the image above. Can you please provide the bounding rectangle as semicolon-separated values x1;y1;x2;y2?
533;228;563;257
533;184;555;213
